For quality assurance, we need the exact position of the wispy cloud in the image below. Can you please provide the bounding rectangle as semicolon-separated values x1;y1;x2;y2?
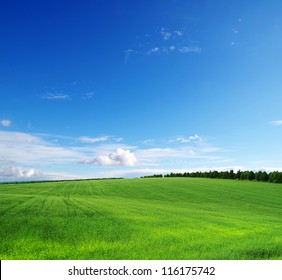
143;139;154;145
135;144;222;166
0;159;15;166
114;137;123;142
178;46;202;53
176;134;204;143
270;120;282;126
79;135;110;143
0;131;83;165
96;166;243;179
148;47;161;54
82;92;95;100
0;130;228;181
125;26;201;62
1;119;12;127
0;131;130;168
160;28;183;41
78;135;123;144
124;48;139;63
148;46;202;55
233;28;239;34
160;28;172;40
174;30;183;37
169;134;204;143
42;93;71;101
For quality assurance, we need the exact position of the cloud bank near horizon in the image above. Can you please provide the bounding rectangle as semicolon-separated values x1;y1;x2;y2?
0;129;281;181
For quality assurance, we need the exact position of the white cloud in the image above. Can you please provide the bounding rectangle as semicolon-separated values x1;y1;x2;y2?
270;120;282;126
0;130;227;181
176;134;204;143
256;167;282;172
82;92;95;100
169;134;204;143
174;30;183;37
0;131;83;165
0;131;42;144
135;143;223;167
233;28;239;34
0;159;15;166
124;48;137;63
95;166;243;179
148;45;202;56
0;165;42;179
0;164;83;181
178;46;202;53
148;47;160;54
135;147;197;165
79;135;109;143
125;27;201;61
160;28;172;40
143;139;154;145
1;119;12;127
160;28;183;41
96;148;138;166
114;137;123;142
42;93;71;101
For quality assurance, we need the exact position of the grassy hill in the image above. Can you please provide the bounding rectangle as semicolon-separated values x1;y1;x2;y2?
0;178;281;259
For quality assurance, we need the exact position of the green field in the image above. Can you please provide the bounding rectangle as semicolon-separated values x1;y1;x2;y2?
0;178;281;260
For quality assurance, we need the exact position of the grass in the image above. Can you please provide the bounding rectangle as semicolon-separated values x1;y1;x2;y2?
0;178;281;260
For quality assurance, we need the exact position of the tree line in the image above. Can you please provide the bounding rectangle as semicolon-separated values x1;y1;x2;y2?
141;170;282;183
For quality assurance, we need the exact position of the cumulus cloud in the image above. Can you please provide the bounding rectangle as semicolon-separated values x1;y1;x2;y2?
0;130;226;181
0;165;42;179
79;135;109;143
96;148;138;166
270;120;282;126
0;131;134;170
0;164;83;181
1;119;12;127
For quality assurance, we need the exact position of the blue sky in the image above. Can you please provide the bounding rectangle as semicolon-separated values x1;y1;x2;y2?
1;0;282;181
